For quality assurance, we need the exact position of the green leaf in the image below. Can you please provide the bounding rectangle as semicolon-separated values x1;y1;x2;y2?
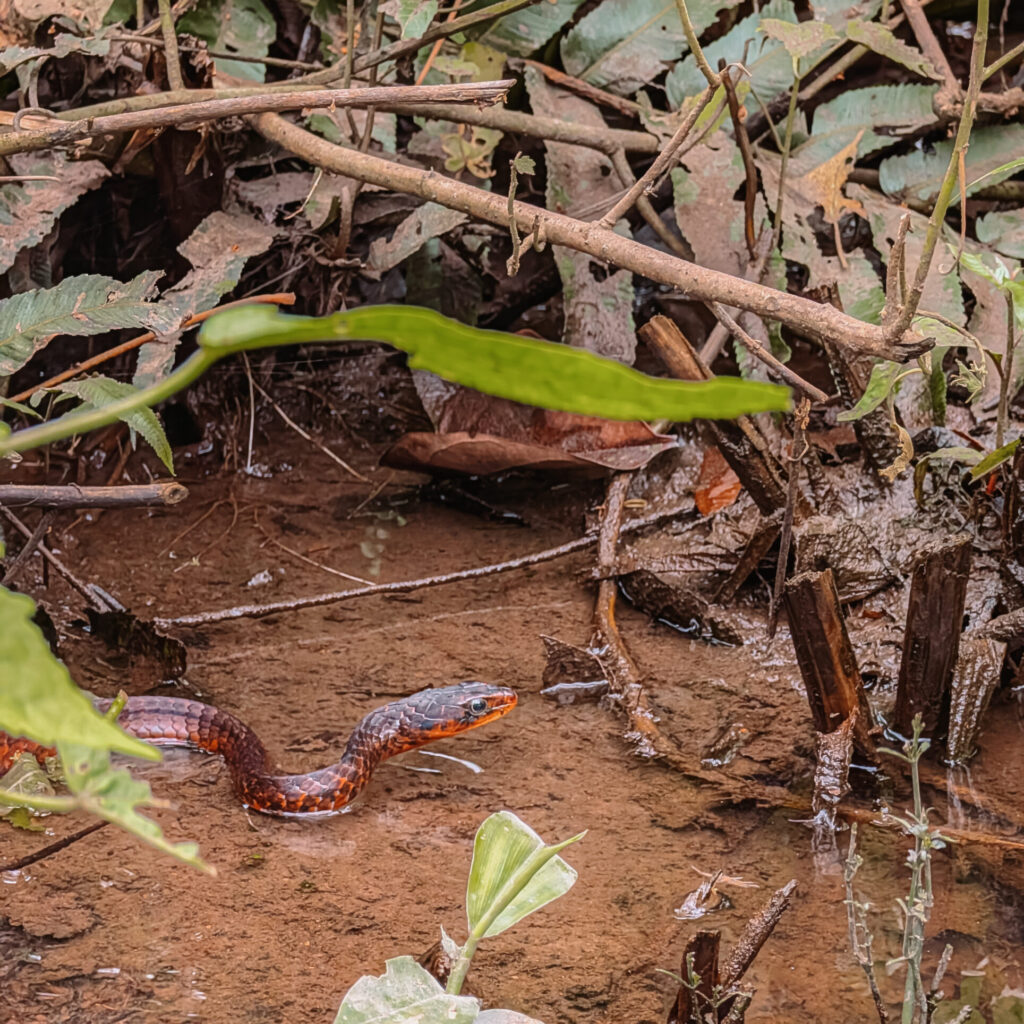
333;957;479;1024
396;0;438;39
178;0;275;82
198;304;792;421
477;0;587;57
808;0;881;29
0;586;157;762
845;20;942;79
665;0;799;110
57;740;213;873
969;438;1020;479
561;0;740;96
0;31;112;74
0;272;176;378
976;210;1024;259
879;124;1024;203
836;360;901;421
466;811;583;938
54;376;174;473
0;395;41;418
760;17;836;61
913;445;981;505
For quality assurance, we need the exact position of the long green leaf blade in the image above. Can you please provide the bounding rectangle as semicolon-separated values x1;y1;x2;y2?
199;305;792;421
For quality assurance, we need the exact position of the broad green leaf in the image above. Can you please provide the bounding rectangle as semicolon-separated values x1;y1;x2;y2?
0;587;157;762
54;376;174;473
794;84;937;170
845;20;942;80
58;741;213;873
970;438;1020;479
665;0;798;110
397;0;438;39
808;0;881;29
976;210;1024;259
955;250;1024;335
178;0;275;82
0;31;111;74
913;446;982;505
334;957;479;1024
879;124;1024;203
0;154;109;275
0;272;175;378
837;360;900;422
478;0;587;57
760;17;836;61
561;0;740;96
467;811;583;938
0;395;41;418
198;304;793;421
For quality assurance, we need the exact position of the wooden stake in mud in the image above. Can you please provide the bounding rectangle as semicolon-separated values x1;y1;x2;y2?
783;568;875;754
668;930;720;1024
637;315;790;516
893;537;972;738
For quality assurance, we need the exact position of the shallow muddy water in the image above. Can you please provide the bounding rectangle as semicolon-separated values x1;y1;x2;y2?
2;443;1023;1024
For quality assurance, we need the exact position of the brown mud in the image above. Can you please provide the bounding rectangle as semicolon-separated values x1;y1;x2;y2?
2;441;1023;1024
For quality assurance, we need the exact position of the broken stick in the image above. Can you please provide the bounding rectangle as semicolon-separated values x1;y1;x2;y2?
0;481;188;508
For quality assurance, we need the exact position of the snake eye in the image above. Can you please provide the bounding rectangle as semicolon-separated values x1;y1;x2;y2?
468;697;489;715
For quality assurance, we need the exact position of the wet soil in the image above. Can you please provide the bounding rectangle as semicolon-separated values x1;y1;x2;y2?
2;441;1024;1024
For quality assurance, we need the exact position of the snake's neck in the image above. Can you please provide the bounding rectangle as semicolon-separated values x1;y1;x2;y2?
243;705;400;816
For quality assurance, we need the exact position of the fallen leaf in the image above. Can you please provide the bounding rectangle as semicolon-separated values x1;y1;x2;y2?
695;447;743;515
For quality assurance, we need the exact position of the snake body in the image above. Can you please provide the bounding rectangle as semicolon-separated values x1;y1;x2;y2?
0;682;517;816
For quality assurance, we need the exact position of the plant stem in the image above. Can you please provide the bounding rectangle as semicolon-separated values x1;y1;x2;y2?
673;0;718;88
889;0;989;337
156;0;184;91
996;292;1016;448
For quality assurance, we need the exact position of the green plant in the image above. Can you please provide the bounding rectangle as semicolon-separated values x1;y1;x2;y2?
332;811;584;1023
844;715;954;1024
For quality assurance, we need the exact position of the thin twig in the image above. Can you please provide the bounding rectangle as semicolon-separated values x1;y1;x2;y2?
111;33;325;71
253;509;372;584
674;0;719;88
1;82;515;158
719;59;757;257
0;483;187;509
710;303;829;402
0;821;109;873
248;376;369;482
1;510;54;586
154;504;695;627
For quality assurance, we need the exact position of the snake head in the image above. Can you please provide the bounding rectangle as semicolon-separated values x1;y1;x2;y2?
451;681;518;729
404;682;518;742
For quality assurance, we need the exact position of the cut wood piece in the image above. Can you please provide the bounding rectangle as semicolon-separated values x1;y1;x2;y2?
668;929;720;1024
638;315;791;517
714;510;782;603
783;568;875;753
893;536;972;739
0;482;188;508
946;634;1005;764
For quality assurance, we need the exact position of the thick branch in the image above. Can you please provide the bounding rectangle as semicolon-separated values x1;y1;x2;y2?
252;112;929;359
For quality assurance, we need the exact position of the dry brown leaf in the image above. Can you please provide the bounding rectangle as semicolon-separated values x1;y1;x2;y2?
794;129;865;225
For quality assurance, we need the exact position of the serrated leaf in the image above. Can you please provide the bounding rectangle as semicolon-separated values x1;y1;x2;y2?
478;0;587;57
467;811;583;938
761;17;836;61
794;84;937;170
178;0;275;82
879;124;1024;203
561;0;740;96
333;957;479;1024
837;360;901;421
808;0;881;29
0;272;175;378
0;586;157;762
0;31;112;74
55;376;174;472
965;155;1024;194
976;210;1024;259
0;155;109;275
366;203;468;277
665;0;799;110
845;20;942;79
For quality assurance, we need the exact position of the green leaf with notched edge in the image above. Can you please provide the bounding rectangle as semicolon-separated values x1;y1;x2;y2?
761;17;836;61
561;0;739;96
0;272;175;378
837;360;901;422
478;0;587;57
54;376;174;473
198;304;792;421
0;587;157;762
845;20;942;80
467;811;583;938
334;957;479;1024
976;210;1024;259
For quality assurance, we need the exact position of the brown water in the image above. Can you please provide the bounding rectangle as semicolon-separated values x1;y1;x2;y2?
2;446;1023;1024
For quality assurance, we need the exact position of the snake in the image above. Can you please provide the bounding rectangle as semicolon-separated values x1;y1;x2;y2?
0;682;517;817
